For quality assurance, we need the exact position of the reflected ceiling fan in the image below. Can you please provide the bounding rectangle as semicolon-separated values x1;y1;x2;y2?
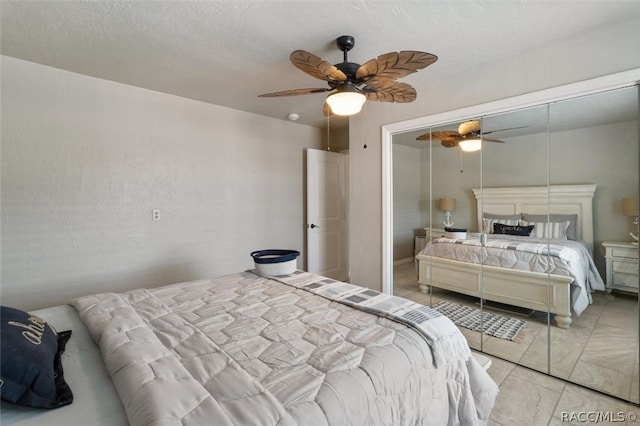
416;120;525;152
258;35;437;116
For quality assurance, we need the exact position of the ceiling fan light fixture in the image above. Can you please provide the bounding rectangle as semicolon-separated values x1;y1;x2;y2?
259;37;437;120
458;139;482;152
326;85;366;116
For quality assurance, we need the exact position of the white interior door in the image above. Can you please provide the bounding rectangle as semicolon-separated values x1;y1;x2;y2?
307;148;347;280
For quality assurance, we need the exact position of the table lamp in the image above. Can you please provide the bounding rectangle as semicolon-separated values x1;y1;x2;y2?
439;197;456;228
623;197;639;244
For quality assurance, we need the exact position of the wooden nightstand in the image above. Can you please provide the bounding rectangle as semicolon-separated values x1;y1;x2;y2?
414;235;426;256
602;241;639;293
425;227;446;240
414;228;446;273
415;228;446;257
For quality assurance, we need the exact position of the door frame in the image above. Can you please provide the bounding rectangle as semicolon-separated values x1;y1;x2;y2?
381;68;640;295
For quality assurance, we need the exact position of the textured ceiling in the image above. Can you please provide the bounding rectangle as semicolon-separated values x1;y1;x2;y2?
2;1;640;129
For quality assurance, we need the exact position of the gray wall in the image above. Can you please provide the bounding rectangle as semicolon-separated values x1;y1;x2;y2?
349;17;640;291
1;56;323;310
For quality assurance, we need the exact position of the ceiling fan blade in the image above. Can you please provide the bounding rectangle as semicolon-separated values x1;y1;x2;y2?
290;50;348;82
363;80;416;103
483;125;529;135
416;130;460;141
482;137;506;143
441;140;460;148
258;87;332;97
458;121;530;136
355;51;437;82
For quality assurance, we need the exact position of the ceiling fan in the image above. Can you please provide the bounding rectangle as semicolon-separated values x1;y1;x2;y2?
416;120;524;151
258;35;437;116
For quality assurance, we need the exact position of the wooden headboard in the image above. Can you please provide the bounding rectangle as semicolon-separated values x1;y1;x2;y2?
471;184;597;247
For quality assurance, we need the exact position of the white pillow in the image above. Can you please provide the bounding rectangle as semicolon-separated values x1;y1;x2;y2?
482;218;519;234
520;220;570;239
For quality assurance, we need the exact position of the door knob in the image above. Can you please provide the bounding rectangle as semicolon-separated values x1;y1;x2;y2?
309;224;320;229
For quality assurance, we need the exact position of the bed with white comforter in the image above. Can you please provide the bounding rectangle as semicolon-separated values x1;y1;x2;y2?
2;270;499;426
423;233;605;315
416;184;605;329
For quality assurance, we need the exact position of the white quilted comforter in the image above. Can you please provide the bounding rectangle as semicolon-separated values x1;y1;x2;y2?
423;234;605;315
73;271;498;426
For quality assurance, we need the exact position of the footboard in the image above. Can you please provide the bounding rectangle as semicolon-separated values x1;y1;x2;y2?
416;254;574;328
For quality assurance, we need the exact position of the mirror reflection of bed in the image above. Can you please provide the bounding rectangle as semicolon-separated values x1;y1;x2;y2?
391;85;639;403
418;184;600;330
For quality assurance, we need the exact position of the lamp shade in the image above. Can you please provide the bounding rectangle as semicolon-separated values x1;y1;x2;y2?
439;197;456;211
326;91;366;116
623;197;639;217
458;139;482;152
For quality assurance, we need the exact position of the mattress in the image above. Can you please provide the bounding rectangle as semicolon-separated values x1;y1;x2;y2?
421;233;605;315
2;270;499;425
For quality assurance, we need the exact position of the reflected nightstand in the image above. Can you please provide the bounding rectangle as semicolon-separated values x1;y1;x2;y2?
603;241;639;294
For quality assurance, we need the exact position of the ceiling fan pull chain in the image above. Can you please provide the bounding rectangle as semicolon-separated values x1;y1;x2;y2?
459;149;464;173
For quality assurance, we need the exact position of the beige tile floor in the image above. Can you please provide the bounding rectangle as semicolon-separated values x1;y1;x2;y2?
393;261;640;425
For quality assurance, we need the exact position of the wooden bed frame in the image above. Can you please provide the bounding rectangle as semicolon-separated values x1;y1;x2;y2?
416;184;597;329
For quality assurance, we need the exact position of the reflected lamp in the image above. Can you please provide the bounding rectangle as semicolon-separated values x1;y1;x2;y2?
439;197;456;228
623;197;639;244
458;139;482;152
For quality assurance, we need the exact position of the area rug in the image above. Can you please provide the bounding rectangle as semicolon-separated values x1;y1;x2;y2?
432;301;527;341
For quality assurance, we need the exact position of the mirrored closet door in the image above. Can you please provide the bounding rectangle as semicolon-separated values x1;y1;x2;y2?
392;83;639;403
546;87;639;403
419;118;482;353
477;104;551;368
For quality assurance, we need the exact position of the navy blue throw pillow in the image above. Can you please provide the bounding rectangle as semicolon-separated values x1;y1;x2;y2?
493;223;535;236
0;306;73;408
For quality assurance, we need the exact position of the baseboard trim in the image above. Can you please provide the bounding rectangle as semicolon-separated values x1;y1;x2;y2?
393;257;414;266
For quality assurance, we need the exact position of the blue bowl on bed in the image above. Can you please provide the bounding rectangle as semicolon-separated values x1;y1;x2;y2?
250;249;300;276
